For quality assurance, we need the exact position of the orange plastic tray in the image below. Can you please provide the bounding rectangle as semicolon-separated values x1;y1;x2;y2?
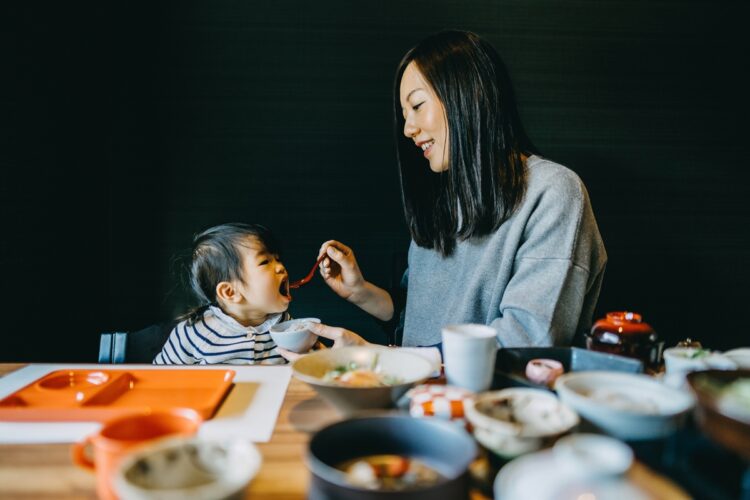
0;369;235;422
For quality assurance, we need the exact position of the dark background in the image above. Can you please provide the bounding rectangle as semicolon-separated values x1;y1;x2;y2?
2;1;747;362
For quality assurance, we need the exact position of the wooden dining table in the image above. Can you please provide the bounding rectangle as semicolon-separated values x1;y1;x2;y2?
0;363;690;499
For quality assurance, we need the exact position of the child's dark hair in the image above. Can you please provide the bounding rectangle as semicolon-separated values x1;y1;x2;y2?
180;223;281;325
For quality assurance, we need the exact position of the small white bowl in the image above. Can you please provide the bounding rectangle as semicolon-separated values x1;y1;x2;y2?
554;371;694;440
664;347;737;375
663;347;710;374
269;318;320;353
552;433;633;479
493;447;647;500
114;435;261;500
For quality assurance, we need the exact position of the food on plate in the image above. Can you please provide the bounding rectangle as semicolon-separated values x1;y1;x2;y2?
694;375;750;421
284;321;311;332
337;454;442;490
474;390;576;435
686;349;710;359
322;355;402;388
719;378;750;416
587;387;660;414
525;359;564;386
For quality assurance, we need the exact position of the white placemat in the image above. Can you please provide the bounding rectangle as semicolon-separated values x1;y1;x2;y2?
0;363;291;444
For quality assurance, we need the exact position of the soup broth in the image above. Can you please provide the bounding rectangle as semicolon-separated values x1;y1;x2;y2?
337;454;443;491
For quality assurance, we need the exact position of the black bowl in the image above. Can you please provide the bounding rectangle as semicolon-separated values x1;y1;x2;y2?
307;413;477;500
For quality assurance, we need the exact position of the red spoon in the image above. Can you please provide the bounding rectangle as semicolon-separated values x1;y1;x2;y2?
289;254;327;289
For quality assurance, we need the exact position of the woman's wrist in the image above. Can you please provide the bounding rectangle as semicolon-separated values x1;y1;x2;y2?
346;280;369;305
348;281;394;321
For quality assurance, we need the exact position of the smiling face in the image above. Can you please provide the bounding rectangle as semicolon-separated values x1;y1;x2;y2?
399;61;450;172
219;237;290;326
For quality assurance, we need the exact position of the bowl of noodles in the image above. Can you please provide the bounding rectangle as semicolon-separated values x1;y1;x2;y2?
291;346;434;416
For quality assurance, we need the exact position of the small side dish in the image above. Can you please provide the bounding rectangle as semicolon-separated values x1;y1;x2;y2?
114;436;261;500
525;359;564;386
464;388;579;457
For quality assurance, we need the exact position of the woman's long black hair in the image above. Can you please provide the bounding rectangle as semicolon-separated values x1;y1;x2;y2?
393;30;538;256
179;223;281;325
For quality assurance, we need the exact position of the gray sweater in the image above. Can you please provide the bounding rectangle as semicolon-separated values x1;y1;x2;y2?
401;155;607;347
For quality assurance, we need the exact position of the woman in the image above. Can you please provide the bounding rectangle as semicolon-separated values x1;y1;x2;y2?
306;30;607;351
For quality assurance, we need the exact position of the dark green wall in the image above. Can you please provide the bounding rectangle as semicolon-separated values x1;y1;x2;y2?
2;1;747;361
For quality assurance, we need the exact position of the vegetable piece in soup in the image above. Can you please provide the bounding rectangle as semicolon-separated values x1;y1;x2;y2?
322;356;402;387
337;454;442;490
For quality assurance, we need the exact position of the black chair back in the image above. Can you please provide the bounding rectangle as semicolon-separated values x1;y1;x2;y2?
98;322;174;363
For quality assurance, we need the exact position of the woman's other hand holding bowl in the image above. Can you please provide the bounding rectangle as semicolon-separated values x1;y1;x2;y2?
277;322;369;362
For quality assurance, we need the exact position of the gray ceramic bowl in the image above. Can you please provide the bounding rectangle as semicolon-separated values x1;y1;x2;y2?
291;346;434;416
307;413;477;499
269;318;320;353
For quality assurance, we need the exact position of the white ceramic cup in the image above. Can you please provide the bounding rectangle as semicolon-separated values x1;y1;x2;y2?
441;324;498;393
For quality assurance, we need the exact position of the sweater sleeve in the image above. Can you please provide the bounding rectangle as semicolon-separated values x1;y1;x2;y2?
373;267;408;345
490;170;602;347
153;322;199;364
490;257;591;347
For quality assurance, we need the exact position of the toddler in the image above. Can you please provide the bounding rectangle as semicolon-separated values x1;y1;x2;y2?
154;223;292;365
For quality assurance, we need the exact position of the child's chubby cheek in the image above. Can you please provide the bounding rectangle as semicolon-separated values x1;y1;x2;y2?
274;298;291;313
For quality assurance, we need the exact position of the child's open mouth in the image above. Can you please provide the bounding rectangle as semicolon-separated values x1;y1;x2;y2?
279;278;291;300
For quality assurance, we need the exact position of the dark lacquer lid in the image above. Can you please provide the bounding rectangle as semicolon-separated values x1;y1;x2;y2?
591;311;657;342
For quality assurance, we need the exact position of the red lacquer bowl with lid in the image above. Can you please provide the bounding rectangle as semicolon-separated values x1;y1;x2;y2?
586;312;663;368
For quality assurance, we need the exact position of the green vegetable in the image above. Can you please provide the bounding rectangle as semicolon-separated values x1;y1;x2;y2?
688;349;709;359
370;353;380;372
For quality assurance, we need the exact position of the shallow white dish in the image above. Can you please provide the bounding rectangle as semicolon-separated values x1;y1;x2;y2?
725;348;750;369
493;448;647;500
269;317;320;353
114;435;261;500
554;371;694;440
552;433;633;479
464;388;578;457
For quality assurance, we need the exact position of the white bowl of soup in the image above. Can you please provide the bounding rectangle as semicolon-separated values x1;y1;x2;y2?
291;346;434;416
